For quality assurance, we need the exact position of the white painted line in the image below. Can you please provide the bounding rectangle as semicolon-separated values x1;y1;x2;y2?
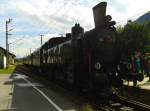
0;108;18;110
20;74;62;111
16;83;43;87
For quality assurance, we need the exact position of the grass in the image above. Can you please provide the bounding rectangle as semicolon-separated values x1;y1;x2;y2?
0;65;16;74
80;104;94;111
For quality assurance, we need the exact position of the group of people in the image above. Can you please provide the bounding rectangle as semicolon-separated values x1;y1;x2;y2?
120;51;150;86
131;51;150;86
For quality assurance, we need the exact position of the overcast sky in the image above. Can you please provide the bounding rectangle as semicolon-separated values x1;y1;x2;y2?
0;0;150;58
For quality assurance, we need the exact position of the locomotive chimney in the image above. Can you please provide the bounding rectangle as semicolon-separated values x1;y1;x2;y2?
66;33;71;39
93;2;107;28
71;23;84;38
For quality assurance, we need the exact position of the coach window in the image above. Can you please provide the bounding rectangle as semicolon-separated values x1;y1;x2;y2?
47;50;49;56
52;57;54;64
56;46;59;63
54;57;56;64
49;56;51;64
47;56;49;63
54;56;56;63
49;57;51;64
51;57;52;64
53;56;55;63
49;50;51;64
47;51;49;64
58;56;61;63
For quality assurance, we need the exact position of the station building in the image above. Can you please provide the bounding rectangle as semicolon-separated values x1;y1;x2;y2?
0;47;16;68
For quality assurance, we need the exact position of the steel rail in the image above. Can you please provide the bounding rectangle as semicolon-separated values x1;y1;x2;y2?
113;94;150;111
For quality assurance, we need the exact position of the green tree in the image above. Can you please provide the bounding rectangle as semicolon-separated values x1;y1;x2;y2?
116;21;150;58
142;22;150;53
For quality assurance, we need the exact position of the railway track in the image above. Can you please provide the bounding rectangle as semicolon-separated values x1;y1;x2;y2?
113;94;150;111
15;65;150;111
97;94;150;111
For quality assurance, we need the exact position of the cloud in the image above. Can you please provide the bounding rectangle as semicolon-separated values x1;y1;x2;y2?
112;0;150;25
14;0;96;32
14;0;150;31
1;0;150;57
10;33;60;57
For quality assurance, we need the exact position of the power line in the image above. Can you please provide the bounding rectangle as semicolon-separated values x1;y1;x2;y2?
116;10;150;25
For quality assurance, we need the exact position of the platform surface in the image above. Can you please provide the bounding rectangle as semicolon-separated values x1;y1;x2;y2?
123;76;150;90
0;73;80;111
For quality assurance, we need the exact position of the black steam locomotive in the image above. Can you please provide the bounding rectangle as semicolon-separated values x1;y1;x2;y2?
23;2;120;99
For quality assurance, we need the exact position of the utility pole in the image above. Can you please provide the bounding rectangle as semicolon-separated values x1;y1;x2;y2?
40;34;43;67
30;48;32;55
6;18;12;68
40;34;43;46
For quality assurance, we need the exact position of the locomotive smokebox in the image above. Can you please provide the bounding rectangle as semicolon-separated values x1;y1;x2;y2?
93;2;107;28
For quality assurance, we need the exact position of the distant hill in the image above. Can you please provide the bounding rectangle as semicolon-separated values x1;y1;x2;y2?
136;11;150;23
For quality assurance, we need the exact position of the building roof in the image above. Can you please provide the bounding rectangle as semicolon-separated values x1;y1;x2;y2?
0;46;16;57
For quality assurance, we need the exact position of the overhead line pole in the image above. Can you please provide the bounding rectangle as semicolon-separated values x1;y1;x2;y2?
40;34;44;67
6;21;8;68
6;18;12;68
40;34;43;47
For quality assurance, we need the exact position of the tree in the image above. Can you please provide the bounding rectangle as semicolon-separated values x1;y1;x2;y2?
116;21;150;58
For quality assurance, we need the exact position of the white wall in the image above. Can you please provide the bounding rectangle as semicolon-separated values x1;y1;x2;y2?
3;56;6;68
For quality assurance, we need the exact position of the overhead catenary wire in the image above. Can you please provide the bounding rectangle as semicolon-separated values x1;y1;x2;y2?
116;10;150;25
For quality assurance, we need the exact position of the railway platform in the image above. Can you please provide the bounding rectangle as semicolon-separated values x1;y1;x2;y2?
0;74;13;111
0;72;80;111
123;76;150;90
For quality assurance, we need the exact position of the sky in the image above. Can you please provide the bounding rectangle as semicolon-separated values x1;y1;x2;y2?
0;0;150;58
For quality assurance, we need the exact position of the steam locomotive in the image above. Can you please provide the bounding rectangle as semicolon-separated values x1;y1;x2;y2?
23;2;121;99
